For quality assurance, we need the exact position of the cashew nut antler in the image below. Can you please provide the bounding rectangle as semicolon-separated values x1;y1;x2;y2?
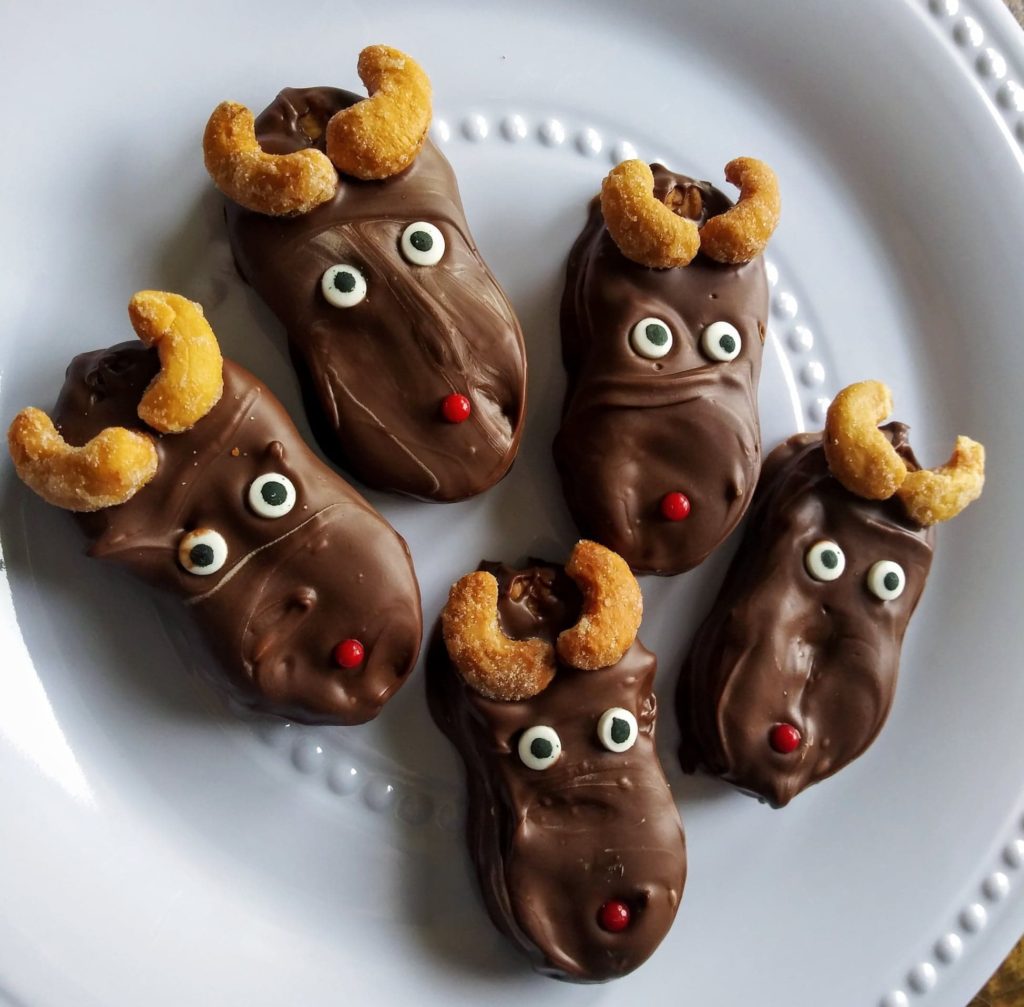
823;380;985;525
7;408;158;512
128;291;224;434
203;101;338;216
326;44;432;180
601;157;780;269
7;290;226;512
698;158;781;264
441;541;643;701
556;540;643;671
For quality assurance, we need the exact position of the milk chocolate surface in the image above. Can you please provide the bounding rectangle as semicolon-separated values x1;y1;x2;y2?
427;562;686;982
224;87;527;502
677;424;935;806
554;166;768;574
54;342;422;724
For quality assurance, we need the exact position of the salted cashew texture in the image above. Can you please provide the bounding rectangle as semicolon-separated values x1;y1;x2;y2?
442;571;556;702
897;435;985;526
8;289;227;512
556;540;643;671
7;408;158;512
601;157;780;269
203;101;338;216
129;291;224;433
824;381;909;500
326;44;433;180
601;160;701;268
824;379;985;525
698;157;781;265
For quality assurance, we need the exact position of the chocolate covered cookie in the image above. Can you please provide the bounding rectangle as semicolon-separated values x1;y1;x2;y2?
554;158;780;574
203;46;527;501
427;541;686;982
677;381;984;806
8;291;422;725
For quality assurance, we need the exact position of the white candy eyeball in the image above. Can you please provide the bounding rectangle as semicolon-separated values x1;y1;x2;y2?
178;529;228;576
597;708;639;753
517;726;562;770
867;560;906;601
401;222;445;266
805;540;846;581
629;317;673;359
700;320;742;362
321;264;367;308
248;473;297;519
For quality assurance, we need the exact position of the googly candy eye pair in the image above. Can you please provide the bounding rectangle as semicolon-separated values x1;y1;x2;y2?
804;541;906;601
517;708;639;770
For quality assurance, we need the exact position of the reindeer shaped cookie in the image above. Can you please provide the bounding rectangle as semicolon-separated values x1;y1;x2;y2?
7;291;422;725
203;46;527;502
677;381;985;806
428;541;686;982
554;158;780;574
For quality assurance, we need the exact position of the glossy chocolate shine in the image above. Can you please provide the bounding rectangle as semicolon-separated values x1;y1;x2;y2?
54;343;422;725
427;562;686;982
554;166;768;574
224;87;527;502
677;424;935;807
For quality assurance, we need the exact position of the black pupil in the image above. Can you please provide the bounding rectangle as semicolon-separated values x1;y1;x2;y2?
530;737;553;760
821;549;839;569
410;230;434;252
610;718;631;745
883;571;901;591
260;481;288;507
645;323;669;346
333;270;357;294
719;334;737;354
189;543;214;568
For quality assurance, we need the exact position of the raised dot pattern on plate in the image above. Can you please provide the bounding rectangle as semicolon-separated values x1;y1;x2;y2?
927;0;1024;147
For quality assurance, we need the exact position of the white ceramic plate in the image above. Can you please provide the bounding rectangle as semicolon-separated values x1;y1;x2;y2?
1;1;1023;1004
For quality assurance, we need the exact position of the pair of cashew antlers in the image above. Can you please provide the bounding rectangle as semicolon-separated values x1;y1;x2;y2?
442;541;644;702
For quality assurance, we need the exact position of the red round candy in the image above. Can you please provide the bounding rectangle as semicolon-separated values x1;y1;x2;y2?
770;723;802;754
333;639;365;668
441;393;472;424
598;900;631;933
660;491;691;521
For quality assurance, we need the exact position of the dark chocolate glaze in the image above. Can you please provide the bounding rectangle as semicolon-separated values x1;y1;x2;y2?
554;166;769;574
223;87;527;502
53;342;423;725
427;562;686;982
677;424;935;807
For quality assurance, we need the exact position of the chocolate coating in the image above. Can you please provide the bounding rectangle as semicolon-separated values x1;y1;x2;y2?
427;562;686;982
223;87;527;502
53;342;422;724
554;166;768;574
677;424;935;806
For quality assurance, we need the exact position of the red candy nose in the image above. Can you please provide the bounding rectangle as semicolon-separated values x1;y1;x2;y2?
598;900;631;933
333;639;365;668
441;393;472;424
770;723;802;754
660;491;691;521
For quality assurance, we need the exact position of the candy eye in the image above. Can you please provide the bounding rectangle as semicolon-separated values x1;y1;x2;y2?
597;708;638;753
321;264;367;308
401;222;445;266
700;320;742;362
805;540;846;581
248;473;297;519
629;317;673;359
178;529;228;576
867;560;906;600
517;726;562;770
